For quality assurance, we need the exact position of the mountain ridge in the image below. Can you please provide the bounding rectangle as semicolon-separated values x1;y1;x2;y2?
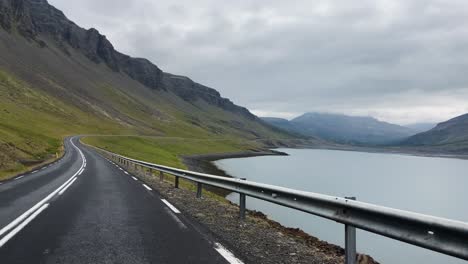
262;113;417;145
0;0;256;120
402;113;468;149
0;0;293;177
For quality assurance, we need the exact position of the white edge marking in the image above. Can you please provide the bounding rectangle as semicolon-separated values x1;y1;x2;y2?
164;208;187;229
161;199;181;214
32;170;38;173
0;203;49;247
78;168;84;176
15;176;25;181
214;242;244;264
0;138;85;242
132;176;138;181
124;171;129;175
142;184;152;191
58;177;77;195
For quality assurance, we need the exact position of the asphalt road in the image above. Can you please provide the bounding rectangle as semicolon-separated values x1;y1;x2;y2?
0;137;241;264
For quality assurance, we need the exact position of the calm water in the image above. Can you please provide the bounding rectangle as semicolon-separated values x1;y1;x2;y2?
215;149;468;264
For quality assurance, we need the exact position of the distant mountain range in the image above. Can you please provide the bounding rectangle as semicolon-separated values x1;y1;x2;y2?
402;113;468;152
262;113;429;145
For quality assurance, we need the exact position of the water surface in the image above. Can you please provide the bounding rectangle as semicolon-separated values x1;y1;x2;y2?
215;149;467;264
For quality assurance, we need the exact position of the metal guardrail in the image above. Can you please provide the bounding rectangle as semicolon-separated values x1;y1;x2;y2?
92;147;468;264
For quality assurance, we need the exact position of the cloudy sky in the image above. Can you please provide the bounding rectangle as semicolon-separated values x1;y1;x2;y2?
49;0;468;125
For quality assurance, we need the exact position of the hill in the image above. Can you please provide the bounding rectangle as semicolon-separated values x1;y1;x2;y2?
402;113;468;152
263;113;417;145
0;0;289;178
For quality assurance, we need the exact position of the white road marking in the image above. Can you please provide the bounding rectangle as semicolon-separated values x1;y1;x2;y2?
132;176;138;181
15;176;24;181
0;138;85;247
142;184;152;191
0;203;49;247
161;199;181;214
124;171;129;175
58;178;77;195
164;208;187;229
32;170;38;173
214;242;244;264
78;169;84;176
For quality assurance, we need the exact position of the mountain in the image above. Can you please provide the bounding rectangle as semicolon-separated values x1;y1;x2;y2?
263;113;416;145
404;123;436;134
0;0;289;176
402;114;468;152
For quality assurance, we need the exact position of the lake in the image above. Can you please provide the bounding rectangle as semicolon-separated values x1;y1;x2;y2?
214;149;468;264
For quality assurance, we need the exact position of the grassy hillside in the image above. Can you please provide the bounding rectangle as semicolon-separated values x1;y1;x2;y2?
0;0;294;180
0;69;132;179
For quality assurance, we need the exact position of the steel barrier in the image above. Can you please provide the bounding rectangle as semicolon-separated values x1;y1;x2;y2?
91;146;468;264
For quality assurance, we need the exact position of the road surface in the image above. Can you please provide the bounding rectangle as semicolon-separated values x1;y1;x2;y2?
0;137;242;264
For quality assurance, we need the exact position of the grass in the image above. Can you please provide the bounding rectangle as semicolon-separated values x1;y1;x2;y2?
82;136;263;169
0;70;131;180
0;63;289;180
83;135;264;201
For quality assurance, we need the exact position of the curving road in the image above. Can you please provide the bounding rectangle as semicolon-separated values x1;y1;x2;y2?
0;137;241;264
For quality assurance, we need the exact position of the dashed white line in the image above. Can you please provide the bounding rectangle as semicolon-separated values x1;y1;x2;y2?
132;176;138;181
58;178;77;195
15;176;24;181
32;170;38;173
124;171;129;175
214;242;244;264
0;203;49;247
161;199;181;214
0;137;85;247
142;184;152;191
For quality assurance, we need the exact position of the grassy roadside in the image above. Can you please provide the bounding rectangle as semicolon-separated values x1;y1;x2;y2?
82;135;265;201
81;136;264;169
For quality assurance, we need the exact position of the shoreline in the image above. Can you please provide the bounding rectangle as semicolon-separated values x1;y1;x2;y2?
182;149;287;196
181;148;379;264
178;143;468;264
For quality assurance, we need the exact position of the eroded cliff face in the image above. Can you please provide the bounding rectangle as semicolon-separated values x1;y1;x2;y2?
0;0;257;120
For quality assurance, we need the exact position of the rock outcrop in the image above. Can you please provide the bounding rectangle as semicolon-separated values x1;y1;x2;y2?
0;0;256;120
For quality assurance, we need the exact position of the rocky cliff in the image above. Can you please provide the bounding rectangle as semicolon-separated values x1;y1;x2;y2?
0;0;256;120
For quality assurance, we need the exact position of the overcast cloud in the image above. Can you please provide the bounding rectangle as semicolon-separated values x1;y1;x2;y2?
49;0;468;125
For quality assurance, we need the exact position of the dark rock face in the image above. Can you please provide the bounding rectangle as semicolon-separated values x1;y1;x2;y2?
0;0;256;119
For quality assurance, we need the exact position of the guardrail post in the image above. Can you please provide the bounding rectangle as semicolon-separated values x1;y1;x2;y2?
345;196;357;264
148;168;153;177
239;193;246;220
159;171;164;182
239;178;247;220
174;176;179;188
196;182;202;198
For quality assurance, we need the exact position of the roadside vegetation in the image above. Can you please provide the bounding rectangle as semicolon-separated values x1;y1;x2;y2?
0;69;281;180
82;136;262;169
0;70;130;180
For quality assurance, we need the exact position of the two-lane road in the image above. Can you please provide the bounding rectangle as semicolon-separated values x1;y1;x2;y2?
0;137;241;264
